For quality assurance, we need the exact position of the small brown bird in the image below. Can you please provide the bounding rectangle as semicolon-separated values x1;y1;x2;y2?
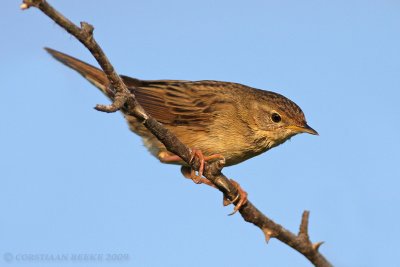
45;48;318;209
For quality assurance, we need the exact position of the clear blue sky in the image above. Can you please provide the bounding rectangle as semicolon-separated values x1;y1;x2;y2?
2;1;399;266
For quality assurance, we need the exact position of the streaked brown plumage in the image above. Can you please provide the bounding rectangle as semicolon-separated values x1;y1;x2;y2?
45;48;318;169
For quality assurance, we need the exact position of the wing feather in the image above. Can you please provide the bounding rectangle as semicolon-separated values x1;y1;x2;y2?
121;76;226;130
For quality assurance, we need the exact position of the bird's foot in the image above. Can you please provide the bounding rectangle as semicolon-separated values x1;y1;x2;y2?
188;148;225;184
181;166;216;187
158;149;224;185
223;179;248;215
181;166;247;215
162;149;246;215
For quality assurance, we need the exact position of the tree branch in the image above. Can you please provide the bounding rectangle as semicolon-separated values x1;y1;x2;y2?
20;1;332;266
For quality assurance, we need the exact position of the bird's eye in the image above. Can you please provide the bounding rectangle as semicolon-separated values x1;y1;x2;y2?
271;113;282;123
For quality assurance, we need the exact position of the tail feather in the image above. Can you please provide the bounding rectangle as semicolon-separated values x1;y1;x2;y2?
44;47;114;98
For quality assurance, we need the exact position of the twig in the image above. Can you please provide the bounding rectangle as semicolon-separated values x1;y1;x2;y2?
20;1;332;266
21;0;142;114
299;210;310;240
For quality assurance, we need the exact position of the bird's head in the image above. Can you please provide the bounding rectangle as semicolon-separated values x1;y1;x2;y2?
250;90;318;149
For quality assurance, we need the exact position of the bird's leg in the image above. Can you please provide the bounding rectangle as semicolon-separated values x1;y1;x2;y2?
187;149;247;213
158;151;184;163
160;150;247;214
182;166;248;214
159;150;212;184
189;149;205;184
181;166;216;186
158;149;224;183
189;148;225;184
158;150;211;185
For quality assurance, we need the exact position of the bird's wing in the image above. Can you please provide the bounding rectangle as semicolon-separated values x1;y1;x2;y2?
122;76;232;130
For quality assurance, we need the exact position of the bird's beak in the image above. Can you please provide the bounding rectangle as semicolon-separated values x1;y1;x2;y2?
302;124;319;135
287;124;319;135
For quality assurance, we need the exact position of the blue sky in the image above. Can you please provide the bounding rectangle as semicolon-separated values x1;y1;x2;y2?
1;1;399;266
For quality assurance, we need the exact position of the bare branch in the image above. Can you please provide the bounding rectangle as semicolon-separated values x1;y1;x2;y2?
299;210;310;240
21;0;139;114
21;1;332;266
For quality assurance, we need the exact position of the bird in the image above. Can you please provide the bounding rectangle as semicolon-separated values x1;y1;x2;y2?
45;47;318;211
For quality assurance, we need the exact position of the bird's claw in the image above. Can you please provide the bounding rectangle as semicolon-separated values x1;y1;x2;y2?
224;179;248;215
189;148;205;183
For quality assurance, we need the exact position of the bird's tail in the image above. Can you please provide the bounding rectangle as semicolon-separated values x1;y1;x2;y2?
44;47;114;98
